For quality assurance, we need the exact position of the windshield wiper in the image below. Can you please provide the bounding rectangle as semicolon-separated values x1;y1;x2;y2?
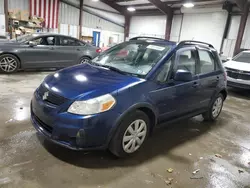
100;65;127;75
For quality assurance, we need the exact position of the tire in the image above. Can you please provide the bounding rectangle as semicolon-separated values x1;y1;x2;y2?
78;56;91;64
109;110;150;158
202;93;224;121
0;54;20;73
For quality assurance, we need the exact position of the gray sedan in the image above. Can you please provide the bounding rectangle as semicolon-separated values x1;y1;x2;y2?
0;33;100;73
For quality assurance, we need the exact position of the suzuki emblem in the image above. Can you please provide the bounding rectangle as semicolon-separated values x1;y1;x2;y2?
43;91;49;100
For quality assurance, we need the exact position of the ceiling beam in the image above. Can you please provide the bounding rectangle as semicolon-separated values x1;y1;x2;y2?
147;0;172;15
232;0;248;10
99;0;127;15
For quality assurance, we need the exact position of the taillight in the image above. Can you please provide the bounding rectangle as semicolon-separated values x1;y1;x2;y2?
96;48;102;53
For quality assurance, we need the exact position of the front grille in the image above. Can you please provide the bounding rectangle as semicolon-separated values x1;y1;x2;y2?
33;113;53;134
226;68;250;80
37;84;68;105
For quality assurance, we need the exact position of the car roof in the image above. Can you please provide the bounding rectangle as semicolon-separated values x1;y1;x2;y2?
31;33;78;39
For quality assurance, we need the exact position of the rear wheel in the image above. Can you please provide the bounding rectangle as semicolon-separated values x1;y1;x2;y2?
0;54;20;73
78;56;91;64
202;93;224;121
109;110;150;157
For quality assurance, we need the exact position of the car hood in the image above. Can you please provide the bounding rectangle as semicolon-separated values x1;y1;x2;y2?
224;60;250;72
44;63;144;100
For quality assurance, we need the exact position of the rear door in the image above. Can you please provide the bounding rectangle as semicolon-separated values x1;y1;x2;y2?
55;36;85;67
196;47;221;108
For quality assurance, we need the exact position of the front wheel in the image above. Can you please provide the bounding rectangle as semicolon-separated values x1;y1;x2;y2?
109;110;150;157
0;54;20;73
202;93;224;121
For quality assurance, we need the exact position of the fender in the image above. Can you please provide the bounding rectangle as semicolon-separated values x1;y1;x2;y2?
105;102;158;147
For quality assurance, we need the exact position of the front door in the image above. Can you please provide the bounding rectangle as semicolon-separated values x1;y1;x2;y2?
196;47;221;108
93;31;101;47
21;35;60;68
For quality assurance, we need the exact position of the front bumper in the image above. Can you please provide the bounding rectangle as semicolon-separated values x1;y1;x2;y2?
227;77;250;89
30;92;121;150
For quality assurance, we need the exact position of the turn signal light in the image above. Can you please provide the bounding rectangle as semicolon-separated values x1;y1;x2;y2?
96;48;102;53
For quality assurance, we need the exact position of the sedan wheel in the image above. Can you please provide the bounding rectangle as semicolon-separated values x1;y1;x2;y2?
0;54;20;73
0;56;18;73
122;119;147;154
79;57;90;64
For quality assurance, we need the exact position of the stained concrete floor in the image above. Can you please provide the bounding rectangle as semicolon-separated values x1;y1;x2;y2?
0;71;250;188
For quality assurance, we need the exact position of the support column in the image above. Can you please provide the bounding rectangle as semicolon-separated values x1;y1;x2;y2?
124;15;130;41
79;0;83;39
165;11;173;40
234;3;249;55
4;0;8;33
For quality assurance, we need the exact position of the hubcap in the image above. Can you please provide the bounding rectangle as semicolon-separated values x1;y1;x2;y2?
122;119;147;154
80;58;89;64
212;97;223;118
0;57;17;72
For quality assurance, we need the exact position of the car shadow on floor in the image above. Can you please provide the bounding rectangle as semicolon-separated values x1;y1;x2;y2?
39;114;229;169
227;87;250;100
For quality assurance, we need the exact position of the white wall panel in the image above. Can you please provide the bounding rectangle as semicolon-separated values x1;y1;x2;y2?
59;24;69;35
82;11;124;33
69;25;78;38
180;12;227;51
0;14;5;36
170;14;182;42
59;2;80;26
0;0;4;14
129;16;166;39
8;0;29;11
242;15;250;49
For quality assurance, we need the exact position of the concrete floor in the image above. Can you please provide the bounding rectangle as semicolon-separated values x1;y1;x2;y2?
0;72;250;188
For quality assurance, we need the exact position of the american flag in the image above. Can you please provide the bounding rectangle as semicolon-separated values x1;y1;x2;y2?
29;0;59;29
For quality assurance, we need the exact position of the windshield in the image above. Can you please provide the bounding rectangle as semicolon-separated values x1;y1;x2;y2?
10;34;33;43
92;41;172;77
233;52;250;63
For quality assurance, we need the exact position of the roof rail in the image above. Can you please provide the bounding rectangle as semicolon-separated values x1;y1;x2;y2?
129;36;167;41
177;40;214;48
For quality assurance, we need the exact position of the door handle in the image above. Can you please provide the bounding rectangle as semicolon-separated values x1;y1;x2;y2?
192;81;199;88
76;48;81;51
216;76;220;81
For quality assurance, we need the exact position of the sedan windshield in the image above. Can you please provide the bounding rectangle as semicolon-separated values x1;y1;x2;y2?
92;41;172;77
233;52;250;63
10;34;33;43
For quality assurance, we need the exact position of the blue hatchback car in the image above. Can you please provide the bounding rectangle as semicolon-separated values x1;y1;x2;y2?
31;37;227;157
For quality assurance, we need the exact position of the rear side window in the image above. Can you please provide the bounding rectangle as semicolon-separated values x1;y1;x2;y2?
198;50;215;74
59;37;82;46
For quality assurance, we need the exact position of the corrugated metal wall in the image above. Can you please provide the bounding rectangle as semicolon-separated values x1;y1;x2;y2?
59;2;79;26
0;0;4;14
8;0;29;11
82;11;123;33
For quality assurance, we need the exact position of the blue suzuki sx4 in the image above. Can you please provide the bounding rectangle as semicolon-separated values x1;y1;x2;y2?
31;37;227;157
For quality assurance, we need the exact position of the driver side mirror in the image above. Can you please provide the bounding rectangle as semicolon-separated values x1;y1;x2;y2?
174;69;193;82
29;41;37;47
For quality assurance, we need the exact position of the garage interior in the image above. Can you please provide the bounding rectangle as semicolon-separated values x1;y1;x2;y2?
0;0;250;187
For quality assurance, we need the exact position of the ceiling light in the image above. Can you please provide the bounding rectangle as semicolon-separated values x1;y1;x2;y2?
127;7;136;12
92;0;99;2
183;2;194;8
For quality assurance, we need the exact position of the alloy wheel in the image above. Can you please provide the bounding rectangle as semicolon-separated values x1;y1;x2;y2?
80;58;90;64
122;119;147;153
0;57;18;72
212;97;223;118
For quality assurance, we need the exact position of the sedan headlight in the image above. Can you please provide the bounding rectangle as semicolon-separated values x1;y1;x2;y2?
67;94;116;115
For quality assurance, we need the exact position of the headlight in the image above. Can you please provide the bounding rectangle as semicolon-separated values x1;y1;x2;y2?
67;94;116;115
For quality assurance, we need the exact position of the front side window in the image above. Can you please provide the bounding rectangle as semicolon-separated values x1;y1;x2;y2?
176;50;196;75
198;50;215;74
92;41;172;77
31;36;55;46
233;52;250;63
